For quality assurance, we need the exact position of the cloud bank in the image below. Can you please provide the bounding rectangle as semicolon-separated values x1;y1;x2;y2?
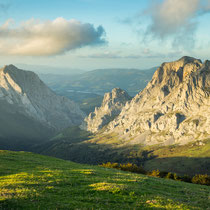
0;17;106;56
143;0;210;48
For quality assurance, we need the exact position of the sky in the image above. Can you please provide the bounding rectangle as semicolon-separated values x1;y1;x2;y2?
0;0;210;72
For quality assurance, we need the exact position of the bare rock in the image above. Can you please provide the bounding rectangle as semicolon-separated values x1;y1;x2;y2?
101;56;210;146
0;65;85;130
84;88;131;133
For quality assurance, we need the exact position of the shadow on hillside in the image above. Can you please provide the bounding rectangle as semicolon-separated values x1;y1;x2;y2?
0;137;50;152
37;139;210;176
144;156;210;176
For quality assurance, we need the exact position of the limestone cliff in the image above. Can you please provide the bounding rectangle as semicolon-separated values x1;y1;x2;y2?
84;88;131;133
88;57;210;146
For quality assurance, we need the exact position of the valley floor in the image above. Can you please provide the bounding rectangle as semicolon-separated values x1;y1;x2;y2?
0;150;209;209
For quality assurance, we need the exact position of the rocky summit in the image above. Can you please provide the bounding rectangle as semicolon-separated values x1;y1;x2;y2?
86;56;210;146
0;65;85;131
84;88;131;133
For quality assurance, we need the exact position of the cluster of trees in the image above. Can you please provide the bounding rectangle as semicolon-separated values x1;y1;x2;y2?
100;162;210;186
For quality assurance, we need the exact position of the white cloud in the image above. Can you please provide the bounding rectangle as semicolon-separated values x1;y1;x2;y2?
146;0;200;38
143;0;210;48
0;17;106;56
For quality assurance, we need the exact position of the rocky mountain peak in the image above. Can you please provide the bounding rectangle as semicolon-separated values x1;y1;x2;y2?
151;56;202;88
91;56;210;146
84;88;131;133
102;87;132;108
0;65;85;131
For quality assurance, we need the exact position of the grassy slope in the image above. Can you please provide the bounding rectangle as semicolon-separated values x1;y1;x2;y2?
39;127;210;176
0;150;209;209
143;139;210;175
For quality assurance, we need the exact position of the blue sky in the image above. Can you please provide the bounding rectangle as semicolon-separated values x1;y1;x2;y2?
0;0;210;71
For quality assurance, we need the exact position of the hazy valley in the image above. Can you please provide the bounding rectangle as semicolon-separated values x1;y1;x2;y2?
0;55;210;209
1;0;210;208
0;56;209;175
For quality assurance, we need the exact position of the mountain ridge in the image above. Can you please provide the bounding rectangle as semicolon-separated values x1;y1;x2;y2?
0;64;85;147
86;56;210;146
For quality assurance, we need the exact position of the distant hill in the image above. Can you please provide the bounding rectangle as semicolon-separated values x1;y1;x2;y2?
40;67;157;97
39;67;156;114
0;150;209;209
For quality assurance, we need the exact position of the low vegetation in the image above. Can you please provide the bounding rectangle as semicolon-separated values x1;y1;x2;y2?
0;150;210;209
100;162;210;186
38;130;210;177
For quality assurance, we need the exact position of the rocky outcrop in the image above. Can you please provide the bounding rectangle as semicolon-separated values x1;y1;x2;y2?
0;65;85;131
97;56;210;146
84;88;131;133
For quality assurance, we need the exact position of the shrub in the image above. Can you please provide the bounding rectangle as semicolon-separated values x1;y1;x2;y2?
100;162;119;169
165;172;174;179
192;174;210;186
100;163;209;186
100;162;146;174
149;170;161;177
173;173;181;181
119;163;146;174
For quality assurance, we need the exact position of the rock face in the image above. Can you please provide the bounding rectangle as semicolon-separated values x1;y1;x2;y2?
0;65;85;132
84;88;131;133
91;57;210;145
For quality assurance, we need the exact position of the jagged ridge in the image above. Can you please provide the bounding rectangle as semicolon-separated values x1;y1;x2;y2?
84;88;131;132
0;65;85;131
86;56;210;146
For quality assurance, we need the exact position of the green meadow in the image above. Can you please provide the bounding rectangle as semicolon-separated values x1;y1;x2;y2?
0;150;209;209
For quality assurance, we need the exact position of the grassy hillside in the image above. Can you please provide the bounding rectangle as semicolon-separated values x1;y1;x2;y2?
37;127;210;176
0;150;209;209
143;139;210;175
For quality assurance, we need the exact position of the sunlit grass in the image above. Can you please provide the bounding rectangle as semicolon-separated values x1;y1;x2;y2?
0;150;209;209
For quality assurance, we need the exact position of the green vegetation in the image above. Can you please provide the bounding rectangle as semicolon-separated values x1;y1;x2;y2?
100;162;146;174
192;174;210;185
100;162;210;186
36;127;210;176
0;150;210;209
143;139;210;176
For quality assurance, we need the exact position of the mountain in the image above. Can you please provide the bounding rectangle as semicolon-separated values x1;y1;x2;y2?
39;67;157;97
34;57;210;176
1;150;209;209
83;88;131;132
0;65;85;149
39;67;156;115
88;56;210;146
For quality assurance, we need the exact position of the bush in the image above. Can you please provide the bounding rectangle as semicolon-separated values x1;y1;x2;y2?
173;173;181;181
192;174;210;186
119;163;146;174
101;163;209;186
149;170;161;177
100;162;146;174
100;162;119;169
